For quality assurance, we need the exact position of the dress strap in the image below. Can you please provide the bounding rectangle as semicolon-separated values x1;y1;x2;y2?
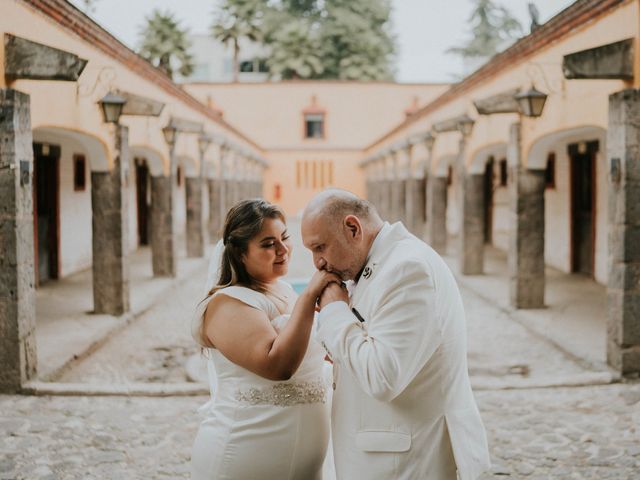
212;286;278;319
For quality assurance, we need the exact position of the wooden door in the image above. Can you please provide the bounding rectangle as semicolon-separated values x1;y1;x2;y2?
135;158;150;246
569;141;598;276
483;157;495;244
33;143;61;285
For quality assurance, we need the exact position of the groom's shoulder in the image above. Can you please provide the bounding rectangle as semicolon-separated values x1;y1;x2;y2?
378;238;430;273
380;236;448;279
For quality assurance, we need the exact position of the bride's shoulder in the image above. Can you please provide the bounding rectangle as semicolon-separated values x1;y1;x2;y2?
212;285;280;316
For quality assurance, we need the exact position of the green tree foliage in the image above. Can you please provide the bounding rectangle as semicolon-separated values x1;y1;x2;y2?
212;0;395;80
319;0;395;80
138;10;194;80
267;18;324;79
211;0;264;82
448;0;522;61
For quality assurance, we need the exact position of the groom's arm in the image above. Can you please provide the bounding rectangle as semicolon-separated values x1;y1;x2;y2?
316;259;441;402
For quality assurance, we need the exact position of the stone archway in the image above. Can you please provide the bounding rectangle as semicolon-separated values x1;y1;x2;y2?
32;127;110;282
526;126;607;283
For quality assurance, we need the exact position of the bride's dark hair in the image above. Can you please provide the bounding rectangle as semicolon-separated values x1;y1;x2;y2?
194;199;286;348
212;198;286;295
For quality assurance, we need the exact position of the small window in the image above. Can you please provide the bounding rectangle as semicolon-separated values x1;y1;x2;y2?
447;166;453;186
176;166;183;187
546;153;556;189
305;114;325;139
499;159;508;186
239;60;254;73
73;154;86;191
257;59;269;73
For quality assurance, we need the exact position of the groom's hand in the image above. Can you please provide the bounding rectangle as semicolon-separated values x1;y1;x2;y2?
318;282;349;310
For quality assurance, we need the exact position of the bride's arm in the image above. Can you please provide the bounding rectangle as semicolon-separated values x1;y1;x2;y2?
203;271;340;381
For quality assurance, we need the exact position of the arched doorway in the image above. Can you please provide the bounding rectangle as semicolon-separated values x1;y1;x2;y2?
527;126;607;281
32;127;109;284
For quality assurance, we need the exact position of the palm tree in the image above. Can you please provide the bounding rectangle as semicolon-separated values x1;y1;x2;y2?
211;0;263;83
138;10;194;80
266;19;324;79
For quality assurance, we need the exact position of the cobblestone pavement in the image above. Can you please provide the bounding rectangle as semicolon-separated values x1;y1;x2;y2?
1;382;639;479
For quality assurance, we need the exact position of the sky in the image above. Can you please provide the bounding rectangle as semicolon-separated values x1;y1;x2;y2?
69;0;576;83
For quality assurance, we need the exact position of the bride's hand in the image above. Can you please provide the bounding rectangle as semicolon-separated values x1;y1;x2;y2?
305;270;343;300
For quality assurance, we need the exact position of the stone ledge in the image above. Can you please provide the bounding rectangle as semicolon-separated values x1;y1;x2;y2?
21;381;208;397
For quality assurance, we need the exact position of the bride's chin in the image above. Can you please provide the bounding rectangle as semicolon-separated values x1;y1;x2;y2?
274;264;288;273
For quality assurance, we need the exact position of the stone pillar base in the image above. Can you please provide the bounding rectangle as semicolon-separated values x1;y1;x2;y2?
91;125;130;315
186;177;204;257
607;88;640;376
151;176;176;277
459;174;485;275
208;179;222;242
0;89;37;392
404;178;415;233
508;166;545;309
427;176;447;253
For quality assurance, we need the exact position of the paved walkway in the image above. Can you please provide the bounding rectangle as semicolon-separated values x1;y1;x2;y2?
35;240;211;381
444;245;608;370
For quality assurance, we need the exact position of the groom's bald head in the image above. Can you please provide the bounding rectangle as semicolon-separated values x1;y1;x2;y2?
303;189;379;227
302;189;383;280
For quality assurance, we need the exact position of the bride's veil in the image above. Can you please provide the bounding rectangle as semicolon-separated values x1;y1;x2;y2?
192;238;225;343
204;238;225;295
192;238;225;410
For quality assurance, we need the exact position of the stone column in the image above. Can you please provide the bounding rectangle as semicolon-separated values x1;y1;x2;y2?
219;146;229;222
0;89;37;392
91;124;130;315
404;177;415;232
427;175;447;253
411;176;426;239
458;137;485;275
185;176;204;257
208;178;222;241
150;172;176;277
607;89;640;375
508;123;545;308
390;150;403;222
402;143;415;231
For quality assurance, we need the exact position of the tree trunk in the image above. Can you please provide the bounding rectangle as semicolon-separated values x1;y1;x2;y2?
233;39;239;83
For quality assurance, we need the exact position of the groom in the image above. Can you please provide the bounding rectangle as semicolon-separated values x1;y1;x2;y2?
302;189;490;480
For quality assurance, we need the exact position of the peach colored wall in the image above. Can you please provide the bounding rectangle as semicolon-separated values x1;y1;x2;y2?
184;82;449;214
184;82;449;149
264;150;365;215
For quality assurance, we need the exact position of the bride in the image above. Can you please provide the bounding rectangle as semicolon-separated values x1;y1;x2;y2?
191;199;339;480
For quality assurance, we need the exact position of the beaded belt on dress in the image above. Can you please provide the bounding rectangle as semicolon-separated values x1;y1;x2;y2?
235;379;326;407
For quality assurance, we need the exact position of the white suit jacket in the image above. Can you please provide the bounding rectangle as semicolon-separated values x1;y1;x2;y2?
316;222;490;480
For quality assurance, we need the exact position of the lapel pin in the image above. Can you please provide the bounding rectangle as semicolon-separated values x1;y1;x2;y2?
363;266;372;279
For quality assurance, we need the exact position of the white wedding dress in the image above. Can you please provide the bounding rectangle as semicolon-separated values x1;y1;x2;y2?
191;282;331;480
